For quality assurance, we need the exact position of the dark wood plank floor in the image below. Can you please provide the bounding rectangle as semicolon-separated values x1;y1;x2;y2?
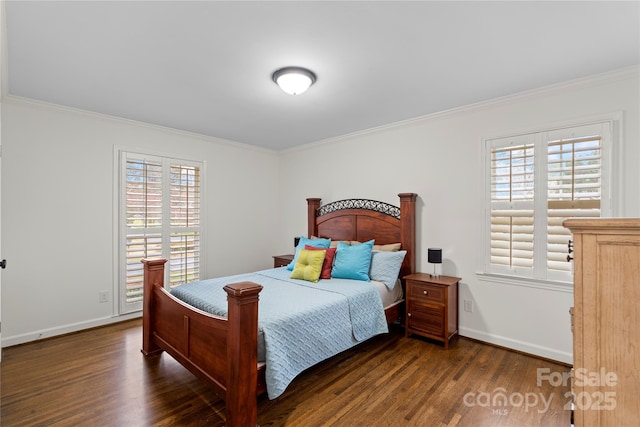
1;319;572;426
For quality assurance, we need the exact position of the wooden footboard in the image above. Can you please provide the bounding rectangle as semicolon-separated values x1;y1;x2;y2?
141;194;416;425
141;258;263;427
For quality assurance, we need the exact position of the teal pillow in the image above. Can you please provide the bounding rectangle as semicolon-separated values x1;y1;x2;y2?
369;250;406;290
287;236;331;271
331;239;374;281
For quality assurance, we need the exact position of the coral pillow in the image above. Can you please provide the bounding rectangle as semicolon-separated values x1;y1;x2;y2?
290;249;326;283
305;245;337;279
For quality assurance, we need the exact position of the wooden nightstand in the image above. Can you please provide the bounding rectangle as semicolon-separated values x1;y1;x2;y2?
272;254;294;268
404;273;460;349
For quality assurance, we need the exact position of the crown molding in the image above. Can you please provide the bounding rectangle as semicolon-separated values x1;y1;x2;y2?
1;94;279;156
284;65;640;154
2;65;637;155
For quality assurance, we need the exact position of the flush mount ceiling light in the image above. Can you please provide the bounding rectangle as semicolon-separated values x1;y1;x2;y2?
272;66;317;95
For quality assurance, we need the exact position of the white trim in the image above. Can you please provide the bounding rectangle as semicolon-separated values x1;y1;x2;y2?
1;312;141;348
114;147;205;315
481;111;622;146
480;136;491;274
476;272;573;293
111;144;200;311
459;326;573;364
111;146;120;315
481;114;619;281
114;144;207;168
611;113;624;216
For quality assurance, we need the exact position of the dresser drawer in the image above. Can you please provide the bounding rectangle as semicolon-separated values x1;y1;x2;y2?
407;281;445;304
407;304;444;336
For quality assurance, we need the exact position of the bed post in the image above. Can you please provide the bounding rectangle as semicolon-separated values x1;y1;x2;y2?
307;198;321;237
224;281;263;427
141;258;167;356
398;193;417;275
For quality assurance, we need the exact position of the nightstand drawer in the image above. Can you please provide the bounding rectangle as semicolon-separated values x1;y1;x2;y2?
407;281;445;304
407;304;444;336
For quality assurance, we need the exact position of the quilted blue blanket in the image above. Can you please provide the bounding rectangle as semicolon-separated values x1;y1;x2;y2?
170;267;389;399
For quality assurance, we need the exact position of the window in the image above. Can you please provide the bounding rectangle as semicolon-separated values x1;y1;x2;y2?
485;121;611;283
118;152;202;314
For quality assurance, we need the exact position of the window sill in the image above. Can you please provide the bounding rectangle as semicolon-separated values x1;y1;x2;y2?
475;272;573;293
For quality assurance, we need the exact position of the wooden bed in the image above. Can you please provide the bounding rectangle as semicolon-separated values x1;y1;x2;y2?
141;193;416;426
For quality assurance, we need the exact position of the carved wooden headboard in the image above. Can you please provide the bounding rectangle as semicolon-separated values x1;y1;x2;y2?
306;193;417;279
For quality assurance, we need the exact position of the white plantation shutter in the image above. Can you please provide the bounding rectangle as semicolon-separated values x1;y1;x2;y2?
485;121;610;282
124;159;163;304
125;234;162;302
490;135;535;275
546;125;603;274
169;164;200;288
120;153;202;313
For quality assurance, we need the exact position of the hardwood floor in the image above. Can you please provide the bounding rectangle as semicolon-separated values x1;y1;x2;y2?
1;319;572;426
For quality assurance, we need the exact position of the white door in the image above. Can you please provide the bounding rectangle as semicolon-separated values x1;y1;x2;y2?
0;150;3;361
0;0;4;363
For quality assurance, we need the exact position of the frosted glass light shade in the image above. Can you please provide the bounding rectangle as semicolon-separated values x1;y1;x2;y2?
272;67;316;95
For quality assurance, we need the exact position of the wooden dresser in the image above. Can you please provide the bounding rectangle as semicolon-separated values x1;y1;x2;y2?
564;218;640;426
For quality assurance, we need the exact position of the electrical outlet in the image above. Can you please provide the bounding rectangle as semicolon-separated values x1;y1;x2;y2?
464;299;473;313
99;291;109;303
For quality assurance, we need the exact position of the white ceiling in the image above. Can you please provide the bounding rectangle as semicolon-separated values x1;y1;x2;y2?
5;1;640;151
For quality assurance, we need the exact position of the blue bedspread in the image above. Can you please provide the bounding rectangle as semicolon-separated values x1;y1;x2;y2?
170;267;389;399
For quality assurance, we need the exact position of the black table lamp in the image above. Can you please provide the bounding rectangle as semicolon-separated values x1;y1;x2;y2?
428;248;442;277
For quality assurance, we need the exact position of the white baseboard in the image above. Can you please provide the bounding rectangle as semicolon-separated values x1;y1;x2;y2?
2;315;573;365
459;326;573;365
1;312;142;348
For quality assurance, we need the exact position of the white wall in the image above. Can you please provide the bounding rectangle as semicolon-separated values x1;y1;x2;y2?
1;98;280;345
1;67;638;361
278;67;640;363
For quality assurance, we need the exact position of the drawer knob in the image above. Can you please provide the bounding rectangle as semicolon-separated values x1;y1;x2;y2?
407;312;411;317
423;290;429;295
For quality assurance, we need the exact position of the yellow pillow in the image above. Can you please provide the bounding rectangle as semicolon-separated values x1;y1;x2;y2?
290;249;326;282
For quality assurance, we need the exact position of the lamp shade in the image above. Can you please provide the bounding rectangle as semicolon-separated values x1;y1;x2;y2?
428;248;442;264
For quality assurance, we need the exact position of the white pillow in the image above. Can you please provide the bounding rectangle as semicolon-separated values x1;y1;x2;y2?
369;250;406;289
